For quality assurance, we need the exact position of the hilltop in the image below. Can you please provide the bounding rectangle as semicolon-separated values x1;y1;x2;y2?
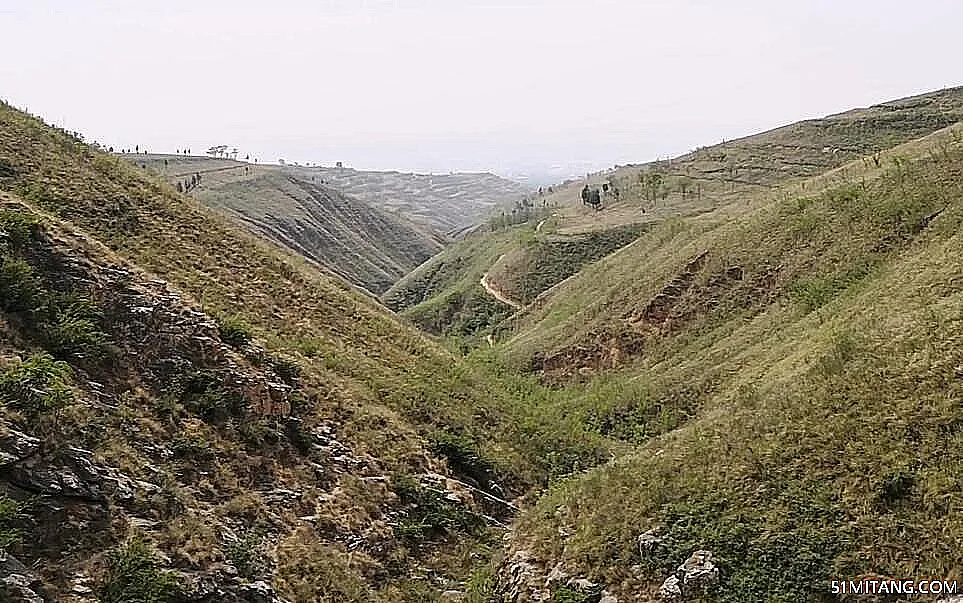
124;154;447;294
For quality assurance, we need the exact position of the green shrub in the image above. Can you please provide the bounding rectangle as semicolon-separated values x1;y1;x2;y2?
268;354;301;387
464;566;500;603
43;293;108;360
180;370;246;423
96;538;181;603
0;210;41;251
0;352;74;414
170;435;216;463
550;585;603;603
227;531;265;579
877;469;916;508
283;416;314;455
392;474;484;543
216;314;253;348
788;276;837;313
293;338;324;358
0;495;25;554
429;431;498;490
0;257;40;312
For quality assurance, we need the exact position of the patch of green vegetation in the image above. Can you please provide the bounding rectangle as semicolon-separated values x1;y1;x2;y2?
216;313;254;348
267;354;301;387
788;263;875;313
291;337;324;358
42;292;109;360
392;474;485;543
0;352;74;415
170;434;216;463
0;210;109;361
635;497;845;603
178;369;246;423
0;495;25;554
502;226;645;305
550;585;603;603
406;285;514;339
464;565;499;603
227;530;265;580
0;256;40;312
0;209;41;250
96;538;182;603
429;431;499;490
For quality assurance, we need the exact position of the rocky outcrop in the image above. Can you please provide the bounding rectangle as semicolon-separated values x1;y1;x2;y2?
658;549;720;600
178;568;291;603
0;427;40;467
0;553;43;603
2;444;158;504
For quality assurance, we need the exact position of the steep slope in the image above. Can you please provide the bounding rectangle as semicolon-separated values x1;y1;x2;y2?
0;102;615;602
389;87;963;341
492;123;963;601
128;154;446;294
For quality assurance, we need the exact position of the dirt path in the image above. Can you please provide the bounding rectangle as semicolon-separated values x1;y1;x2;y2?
480;256;522;309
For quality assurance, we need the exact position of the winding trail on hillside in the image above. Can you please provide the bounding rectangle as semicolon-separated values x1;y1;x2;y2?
481;255;523;309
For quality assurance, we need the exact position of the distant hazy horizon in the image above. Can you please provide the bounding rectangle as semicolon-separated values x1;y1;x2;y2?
2;0;961;180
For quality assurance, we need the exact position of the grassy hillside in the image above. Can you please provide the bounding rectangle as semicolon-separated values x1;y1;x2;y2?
0;102;619;602
4;85;963;603
383;228;520;341
392;87;963;345
538;86;963;237
127;154;446;294
492;122;963;601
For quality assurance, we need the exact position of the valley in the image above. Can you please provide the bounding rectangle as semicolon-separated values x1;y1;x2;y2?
1;86;963;603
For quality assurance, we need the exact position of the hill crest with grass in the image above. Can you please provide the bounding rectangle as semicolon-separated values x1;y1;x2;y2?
125;154;449;294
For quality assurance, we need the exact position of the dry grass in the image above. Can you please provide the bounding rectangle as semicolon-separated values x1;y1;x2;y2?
500;122;963;601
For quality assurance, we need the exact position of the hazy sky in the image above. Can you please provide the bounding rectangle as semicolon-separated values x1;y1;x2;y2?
1;0;961;177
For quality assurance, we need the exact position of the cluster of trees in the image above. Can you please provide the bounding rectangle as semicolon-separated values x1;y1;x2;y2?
488;198;555;231
637;170;702;203
207;145;238;159
110;144;149;154
175;172;203;194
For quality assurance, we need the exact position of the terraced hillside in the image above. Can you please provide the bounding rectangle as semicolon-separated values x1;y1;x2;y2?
388;87;963;341
292;166;531;234
126;154;446;294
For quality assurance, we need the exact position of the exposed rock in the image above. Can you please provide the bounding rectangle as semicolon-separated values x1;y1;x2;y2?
544;562;569;587
4;446;157;505
567;577;598;591
679;549;719;592
177;569;290;603
637;528;663;556
0;427;40;467
599;593;619;603
659;575;683;600
238;580;276;603
0;572;43;603
440;590;467;602
500;549;550;602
